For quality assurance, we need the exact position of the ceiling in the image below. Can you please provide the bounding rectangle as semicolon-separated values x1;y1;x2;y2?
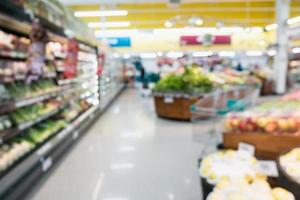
63;0;300;30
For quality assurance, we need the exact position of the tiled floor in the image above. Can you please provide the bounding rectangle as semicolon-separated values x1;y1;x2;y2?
28;89;216;200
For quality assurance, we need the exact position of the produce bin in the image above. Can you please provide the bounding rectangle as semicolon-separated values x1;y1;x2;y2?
223;132;300;160
153;94;200;121
277;150;300;199
198;159;214;200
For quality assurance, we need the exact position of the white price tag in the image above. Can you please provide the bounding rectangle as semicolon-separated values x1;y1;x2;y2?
258;160;279;177
164;97;174;104
238;142;255;156
42;157;53;172
73;131;79;140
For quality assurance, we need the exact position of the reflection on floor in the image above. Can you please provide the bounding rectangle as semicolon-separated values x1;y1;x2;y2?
28;89;220;200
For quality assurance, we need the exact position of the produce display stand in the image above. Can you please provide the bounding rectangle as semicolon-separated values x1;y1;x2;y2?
277;151;300;199
197;159;214;200
153;93;202;121
223;132;300;160
0;1;125;199
260;79;274;96
0;87;124;199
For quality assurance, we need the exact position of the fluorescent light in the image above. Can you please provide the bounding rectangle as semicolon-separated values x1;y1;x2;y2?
157;51;163;56
246;51;263;56
123;54;131;59
74;10;128;17
193;51;213;57
292;47;300;54
218;51;235;57
267;50;277;56
265;23;277;31
89;21;131;28
258;40;266;46
252;27;263;33
218;27;243;34
140;53;157;59
164;21;173;28
113;53;120;58
95;29;138;37
287;16;300;25
195;19;203;26
166;51;183;58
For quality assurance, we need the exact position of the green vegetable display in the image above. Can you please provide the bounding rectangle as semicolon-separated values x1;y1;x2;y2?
154;67;213;94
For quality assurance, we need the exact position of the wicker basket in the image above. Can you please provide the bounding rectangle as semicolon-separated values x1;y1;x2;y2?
223;132;300;160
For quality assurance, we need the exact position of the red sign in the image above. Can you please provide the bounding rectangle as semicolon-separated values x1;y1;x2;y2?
180;35;231;45
64;38;78;79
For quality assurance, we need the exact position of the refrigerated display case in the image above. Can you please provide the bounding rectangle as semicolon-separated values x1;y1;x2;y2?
0;1;124;199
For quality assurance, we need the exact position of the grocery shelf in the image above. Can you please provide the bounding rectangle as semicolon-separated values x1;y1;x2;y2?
57;74;97;86
0;109;61;144
0;85;124;199
17;108;61;131
0;51;27;61
0;89;66;115
0;106;96;198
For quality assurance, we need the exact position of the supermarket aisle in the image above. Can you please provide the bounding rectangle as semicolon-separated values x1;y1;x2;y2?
29;89;207;200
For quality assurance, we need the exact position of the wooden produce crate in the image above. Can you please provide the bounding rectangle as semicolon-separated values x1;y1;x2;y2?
223;132;300;160
153;94;199;121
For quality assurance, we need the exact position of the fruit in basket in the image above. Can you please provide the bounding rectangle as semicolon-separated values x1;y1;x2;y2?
265;122;278;133
199;150;262;185
257;117;270;128
278;119;289;131
272;188;295;200
288;118;297;132
207;179;295;200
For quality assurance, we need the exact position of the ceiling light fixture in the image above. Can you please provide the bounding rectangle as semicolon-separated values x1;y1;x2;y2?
164;21;173;28
218;51;235;57
287;16;300;25
265;23;278;31
113;53;120;58
74;10;128;17
193;51;213;57
246;51;263;56
140;53;157;59
166;51;183;58
157;51;163;56
218;27;244;34
267;50;277;56
88;21;131;28
292;47;300;54
258;40;266;46
123;54;131;59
